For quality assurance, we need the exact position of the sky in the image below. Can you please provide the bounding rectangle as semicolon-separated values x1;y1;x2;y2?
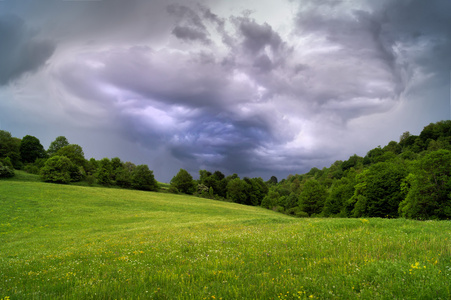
0;0;450;182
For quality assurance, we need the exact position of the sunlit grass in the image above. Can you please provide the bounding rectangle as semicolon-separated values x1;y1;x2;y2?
1;180;450;299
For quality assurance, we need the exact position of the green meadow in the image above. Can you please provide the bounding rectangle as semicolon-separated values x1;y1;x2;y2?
1;178;451;299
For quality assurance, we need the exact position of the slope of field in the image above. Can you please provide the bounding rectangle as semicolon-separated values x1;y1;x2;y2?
1;180;451;299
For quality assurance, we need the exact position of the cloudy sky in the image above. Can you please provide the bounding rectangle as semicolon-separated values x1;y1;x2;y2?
0;0;450;182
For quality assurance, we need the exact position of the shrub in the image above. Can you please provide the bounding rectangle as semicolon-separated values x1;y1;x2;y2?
40;156;74;184
0;162;15;178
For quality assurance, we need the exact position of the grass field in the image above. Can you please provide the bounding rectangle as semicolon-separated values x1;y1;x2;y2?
1;178;451;299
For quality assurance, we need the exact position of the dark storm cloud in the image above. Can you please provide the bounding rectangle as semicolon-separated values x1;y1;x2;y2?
168;4;212;44
374;0;451;84
2;0;451;181
235;17;283;54
172;26;210;43
0;14;55;85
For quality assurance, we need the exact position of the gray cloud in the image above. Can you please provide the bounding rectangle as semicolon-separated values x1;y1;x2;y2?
1;0;450;181
235;17;283;54
0;14;55;85
172;25;210;43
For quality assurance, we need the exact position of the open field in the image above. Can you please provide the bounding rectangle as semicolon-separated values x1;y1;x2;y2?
1;180;451;299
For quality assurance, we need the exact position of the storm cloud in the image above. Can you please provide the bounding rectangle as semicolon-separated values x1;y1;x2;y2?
0;14;55;85
0;0;450;181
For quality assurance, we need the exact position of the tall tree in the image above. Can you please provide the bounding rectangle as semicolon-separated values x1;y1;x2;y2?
47;136;69;156
399;149;451;220
19;135;47;163
170;169;195;194
96;158;113;186
56;144;86;167
298;179;327;216
0;130;21;168
132;165;158;191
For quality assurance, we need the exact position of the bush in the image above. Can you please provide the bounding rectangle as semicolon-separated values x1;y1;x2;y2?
0;162;14;178
296;211;309;218
40;156;74;184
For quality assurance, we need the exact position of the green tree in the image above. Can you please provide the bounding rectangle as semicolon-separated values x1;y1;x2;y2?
19;135;47;163
351;162;407;218
226;178;250;204
116;162;136;188
56;144;86;167
267;176;278;185
244;177;268;206
40;156;75;184
323;176;355;217
399;149;451;219
47;136;69;157
0;130;21;168
170;169;195;194
96;158;113;186
298;179;327;216
132;165;158;191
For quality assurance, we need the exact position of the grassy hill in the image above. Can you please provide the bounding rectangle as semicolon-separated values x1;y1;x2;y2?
1;179;451;299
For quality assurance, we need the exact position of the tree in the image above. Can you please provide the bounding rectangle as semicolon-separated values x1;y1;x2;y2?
323;176;355;217
47;136;69;157
19;135;47;163
350;162;407;218
56;144;86;167
40;156;75;183
399;149;451;220
96;158;113;186
0;130;21;169
226;178;250;204
244;177;268;206
267;176;278;185
132;165;158;191
116;162;136;188
170;169;195;194
298;179;327;216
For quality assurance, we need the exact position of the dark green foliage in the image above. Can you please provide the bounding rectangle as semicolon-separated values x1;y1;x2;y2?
19;135;47;163
170;169;195;194
261;190;278;209
350;162;407;218
244;177;268;206
298;179;327;216
399;149;451;219
0;161;15;178
56;144;86;167
115;162;136;188
383;141;402;154
363;146;385;165
226;178;250;204
40;156;75;184
198;170;228;198
131;165;158;191
85;158;98;176
24;158;47;175
341;154;362;171
96;158;113;186
323;175;355;217
267;176;278;185
0;130;21;168
225;177;268;206
47;136;69;156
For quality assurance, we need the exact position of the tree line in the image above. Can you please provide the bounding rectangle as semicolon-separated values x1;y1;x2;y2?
260;120;451;220
0;135;158;191
1;120;451;220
